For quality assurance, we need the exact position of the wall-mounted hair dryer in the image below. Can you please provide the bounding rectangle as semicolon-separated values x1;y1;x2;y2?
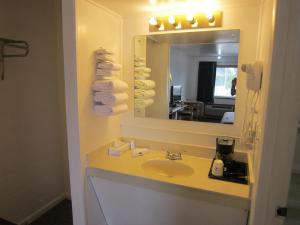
241;61;263;91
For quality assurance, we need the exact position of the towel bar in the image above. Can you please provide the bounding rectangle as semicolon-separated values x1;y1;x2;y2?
0;37;30;81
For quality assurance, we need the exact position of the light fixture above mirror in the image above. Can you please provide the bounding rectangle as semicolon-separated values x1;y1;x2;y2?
149;11;222;32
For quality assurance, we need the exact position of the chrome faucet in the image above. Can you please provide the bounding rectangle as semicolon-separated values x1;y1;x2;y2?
166;151;182;160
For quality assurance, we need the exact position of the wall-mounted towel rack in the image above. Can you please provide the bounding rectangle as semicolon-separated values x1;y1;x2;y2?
0;38;30;81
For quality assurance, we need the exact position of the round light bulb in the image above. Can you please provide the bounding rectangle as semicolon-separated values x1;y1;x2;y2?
168;16;176;25
149;17;158;26
186;14;194;22
205;11;215;23
158;23;165;31
175;22;182;29
191;20;198;28
218;55;222;60
149;0;157;4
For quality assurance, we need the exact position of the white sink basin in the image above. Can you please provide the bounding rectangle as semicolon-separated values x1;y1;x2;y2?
141;159;194;177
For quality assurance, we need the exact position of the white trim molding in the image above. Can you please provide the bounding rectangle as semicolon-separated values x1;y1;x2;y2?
18;193;69;225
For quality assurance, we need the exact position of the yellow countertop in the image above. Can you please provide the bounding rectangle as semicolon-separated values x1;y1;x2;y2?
87;147;250;210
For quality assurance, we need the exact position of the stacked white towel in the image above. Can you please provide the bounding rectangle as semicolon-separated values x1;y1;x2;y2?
93;79;128;92
95;47;121;77
134;67;151;73
134;89;156;99
92;47;128;116
94;103;128;116
92;79;128;116
134;80;156;90
94;92;129;105
134;56;155;109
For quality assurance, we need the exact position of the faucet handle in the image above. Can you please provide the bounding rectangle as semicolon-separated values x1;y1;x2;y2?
166;151;182;160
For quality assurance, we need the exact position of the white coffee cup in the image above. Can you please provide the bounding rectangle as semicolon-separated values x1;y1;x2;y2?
212;159;224;177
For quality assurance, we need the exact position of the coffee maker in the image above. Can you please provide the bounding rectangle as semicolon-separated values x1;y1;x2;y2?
209;136;248;184
216;136;235;166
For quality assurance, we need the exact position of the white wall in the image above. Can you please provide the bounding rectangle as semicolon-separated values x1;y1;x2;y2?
76;0;123;155
146;40;170;119
62;0;123;224
121;1;261;147
0;0;68;223
247;0;276;224
170;47;189;100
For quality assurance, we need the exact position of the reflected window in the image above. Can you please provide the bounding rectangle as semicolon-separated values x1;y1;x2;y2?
214;66;238;98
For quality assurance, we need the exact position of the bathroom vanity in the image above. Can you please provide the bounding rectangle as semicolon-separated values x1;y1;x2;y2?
86;139;252;225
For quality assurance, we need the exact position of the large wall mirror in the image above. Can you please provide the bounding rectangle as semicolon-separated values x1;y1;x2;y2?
134;29;240;124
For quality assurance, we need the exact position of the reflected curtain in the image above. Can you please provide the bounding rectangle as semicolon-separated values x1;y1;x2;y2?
197;61;217;103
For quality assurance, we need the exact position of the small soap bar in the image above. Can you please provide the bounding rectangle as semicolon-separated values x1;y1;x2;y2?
132;148;150;157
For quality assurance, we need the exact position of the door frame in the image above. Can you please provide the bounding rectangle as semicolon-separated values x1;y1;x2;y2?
249;0;300;224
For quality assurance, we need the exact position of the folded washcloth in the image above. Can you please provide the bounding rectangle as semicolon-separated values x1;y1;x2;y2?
95;54;115;62
134;57;146;62
94;92;128;105
135;98;154;108
135;62;146;67
134;71;150;78
134;80;156;90
94;104;128;116
96;69;117;76
96;62;122;71
92;79;128;92
143;68;151;73
95;47;113;55
134;67;151;73
134;89;155;98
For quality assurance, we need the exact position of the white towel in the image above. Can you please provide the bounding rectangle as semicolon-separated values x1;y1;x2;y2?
93;79;128;92
134;67;151;73
96;63;122;71
134;89;155;98
96;59;114;64
95;55;115;62
143;68;151;73
94;104;128;116
94;92;128;105
96;69;117;76
134;57;146;63
134;71;150;78
134;80;156;90
135;98;154;108
135;62;146;67
95;48;113;55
